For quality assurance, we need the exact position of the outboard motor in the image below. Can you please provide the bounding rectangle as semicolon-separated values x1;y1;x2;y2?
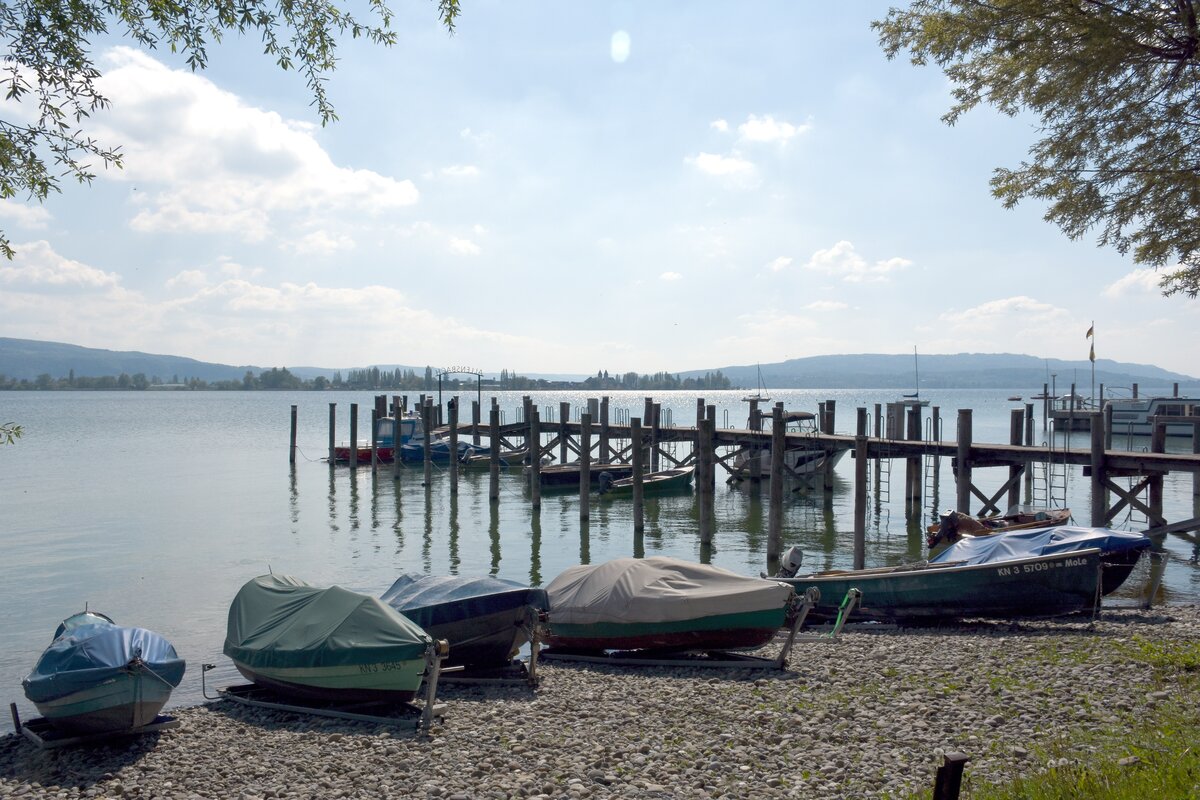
597;471;614;494
776;546;804;579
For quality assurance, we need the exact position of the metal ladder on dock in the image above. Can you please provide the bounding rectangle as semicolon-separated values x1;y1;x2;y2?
1032;438;1069;509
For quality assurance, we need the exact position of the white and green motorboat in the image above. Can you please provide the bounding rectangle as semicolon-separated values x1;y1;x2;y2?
224;575;435;702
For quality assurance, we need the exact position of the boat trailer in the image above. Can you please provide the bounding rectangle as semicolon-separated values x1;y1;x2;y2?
8;703;179;750
539;587;859;670
439;608;545;687
202;639;450;732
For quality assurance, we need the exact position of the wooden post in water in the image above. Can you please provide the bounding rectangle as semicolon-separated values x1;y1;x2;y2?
698;417;714;545
599;397;611;464
642;398;655;471
1008;408;1023;512
559;401;570;465
873;402;882;492
349;404;358;470
529;408;541;509
956;409;973;514
579;413;592;519
1090;412;1107;526
854;408;868;570
1150;421;1166;524
1024;403;1034;501
471;400;481;446
905;405;921;507
1104;401;1114;451
488;402;500;502
822;400;837;492
421;400;433;486
448;398;459;495
371;408;380;471
631;417;644;532
1042;382;1049;430
651;403;662;472
289;405;298;464
328;403;336;466
768;405;785;562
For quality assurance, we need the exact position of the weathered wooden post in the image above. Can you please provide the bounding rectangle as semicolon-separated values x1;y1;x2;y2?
489;402;500;502
579;412;592;520
1090;411;1107;526
631;417;644;532
822;400;837;491
422;400;433;486
1150;420;1166;524
289;405;298;464
559;401;570;464
599;396;611;464
698;417;714;546
349;403;358;470
706;404;717;491
529;407;542;509
956;409;973;514
328;403;337;466
1008;408;1023;512
768;405;785;563
447;398;459;495
854;408;868;570
905;405;921;508
471;400;481;446
1024;402;1034;501
1193;409;1200;508
933;752;970;800
873;402;882;492
651;402;662;472
1104;401;1114;451
642;397;654;470
1041;382;1049;430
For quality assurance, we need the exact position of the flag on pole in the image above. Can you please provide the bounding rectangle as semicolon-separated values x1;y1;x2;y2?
1087;321;1095;361
1089;342;1095;362
1086;324;1094;339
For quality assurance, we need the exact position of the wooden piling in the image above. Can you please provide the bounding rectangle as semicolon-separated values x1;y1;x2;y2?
956;409;973;513
1008;408;1023;512
599;397;611;464
559;401;570;464
1024;403;1034;501
529;408;541;509
651;402;662;472
448;398;459;495
488;401;500;502
579;412;592;520
631;417;644;533
349;403;358;471
422;400;433;486
768;405;784;562
328;403;336;466
699;417;714;546
873;403;882;491
370;408;379;471
1090;412;1106;526
471;400;481;446
905;405;921;506
854;408;868;570
289;405;298;464
1151;421;1166;523
706;405;717;492
822;400;837;491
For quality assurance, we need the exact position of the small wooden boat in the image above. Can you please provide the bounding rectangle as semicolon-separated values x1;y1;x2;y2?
777;548;1104;623
598;466;695;496
22;611;186;735
462;447;532;468
927;506;1072;550
532;462;634;489
544;556;795;652
381;575;548;668
333;413;421;464
225;574;434;702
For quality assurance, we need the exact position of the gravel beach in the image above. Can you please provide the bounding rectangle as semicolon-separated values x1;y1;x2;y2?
4;606;1199;800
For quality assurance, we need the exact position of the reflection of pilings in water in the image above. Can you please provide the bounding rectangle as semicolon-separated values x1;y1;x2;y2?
488;502;501;574
448;492;460;573
391;474;404;551
289;463;299;525
578;518;590;565
370;471;380;533
422;487;433;572
633;529;645;560
528;513;542;587
327;466;339;534
348;466;360;535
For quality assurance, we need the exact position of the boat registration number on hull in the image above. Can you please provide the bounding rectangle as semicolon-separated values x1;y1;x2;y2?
358;661;410;674
995;557;1088;577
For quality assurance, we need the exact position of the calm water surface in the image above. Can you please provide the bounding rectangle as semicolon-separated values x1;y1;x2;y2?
2;389;1198;731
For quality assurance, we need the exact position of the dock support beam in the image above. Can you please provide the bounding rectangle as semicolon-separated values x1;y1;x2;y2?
448;398;459;494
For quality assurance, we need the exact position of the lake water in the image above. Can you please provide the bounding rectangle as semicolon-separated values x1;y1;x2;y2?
2;388;1198;731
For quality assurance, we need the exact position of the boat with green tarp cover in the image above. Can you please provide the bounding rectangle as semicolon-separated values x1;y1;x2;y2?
543;556;795;652
224;574;433;702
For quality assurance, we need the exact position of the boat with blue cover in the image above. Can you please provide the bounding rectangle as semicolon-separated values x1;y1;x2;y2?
334;412;421;464
22;611;186;735
381;575;549;668
544;557;795;652
224;574;435;702
929;524;1152;596
399;435;488;463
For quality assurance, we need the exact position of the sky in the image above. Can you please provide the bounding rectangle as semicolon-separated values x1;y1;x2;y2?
0;2;1195;377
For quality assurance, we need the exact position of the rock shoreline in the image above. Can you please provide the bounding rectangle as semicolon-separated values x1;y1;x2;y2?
4;606;1199;799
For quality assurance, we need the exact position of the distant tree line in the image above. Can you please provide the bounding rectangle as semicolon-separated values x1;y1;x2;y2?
0;367;729;391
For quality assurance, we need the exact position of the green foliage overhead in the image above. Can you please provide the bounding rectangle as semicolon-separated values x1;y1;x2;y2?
874;1;1200;297
0;0;460;259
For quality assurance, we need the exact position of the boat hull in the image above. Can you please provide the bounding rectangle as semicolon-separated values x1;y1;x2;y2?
333;445;395;464
783;550;1103;623
33;666;173;735
536;463;634;488
602;467;694;497
419;606;536;667
230;659;427;703
543;607;786;653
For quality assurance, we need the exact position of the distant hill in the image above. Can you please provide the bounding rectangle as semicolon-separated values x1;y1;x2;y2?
1;337;1196;391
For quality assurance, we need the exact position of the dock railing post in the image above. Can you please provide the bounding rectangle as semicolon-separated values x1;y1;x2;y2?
854;407;868;571
290;405;298;464
768;404;784;563
1090;411;1107;526
579;412;592;520
631;417;644;533
956;409;973;514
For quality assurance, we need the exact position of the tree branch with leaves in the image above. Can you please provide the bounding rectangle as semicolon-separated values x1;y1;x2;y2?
0;0;460;258
875;0;1200;297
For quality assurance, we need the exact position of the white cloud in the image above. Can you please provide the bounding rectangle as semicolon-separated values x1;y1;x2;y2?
441;164;480;178
0;240;121;291
686;152;755;177
766;256;792;272
610;30;632;63
802;241;910;283
1103;268;1162;297
710;119;729;133
803;300;848;311
0;200;52;228
448;237;481;256
737;114;811;144
660;272;682;281
165;270;208;292
939;295;1066;326
283;230;355;256
94;48;418;243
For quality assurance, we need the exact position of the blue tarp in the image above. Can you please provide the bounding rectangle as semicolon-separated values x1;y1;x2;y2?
381;575;548;630
23;619;185;704
930;525;1152;565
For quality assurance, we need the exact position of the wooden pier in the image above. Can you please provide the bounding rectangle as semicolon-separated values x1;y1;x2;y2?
299;394;1200;571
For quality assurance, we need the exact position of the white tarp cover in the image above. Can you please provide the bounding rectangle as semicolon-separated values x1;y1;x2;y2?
545;556;793;626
